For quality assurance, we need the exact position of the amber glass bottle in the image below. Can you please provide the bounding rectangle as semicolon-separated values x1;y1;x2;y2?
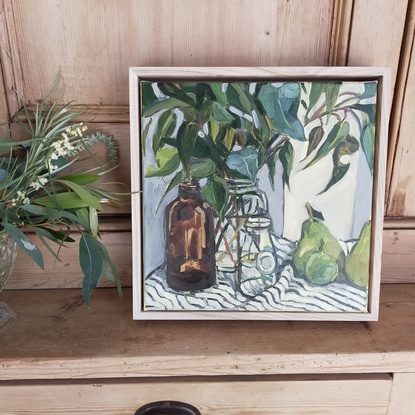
165;180;216;291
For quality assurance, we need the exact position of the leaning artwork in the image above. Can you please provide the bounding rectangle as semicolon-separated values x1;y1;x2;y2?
130;67;389;321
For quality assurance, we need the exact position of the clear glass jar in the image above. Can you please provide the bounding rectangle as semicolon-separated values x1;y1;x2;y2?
165;180;216;291
0;232;18;330
215;179;268;272
239;216;279;296
0;232;18;293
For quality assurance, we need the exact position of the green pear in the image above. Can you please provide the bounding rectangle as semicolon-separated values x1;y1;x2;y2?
346;220;371;289
293;204;345;285
305;251;339;285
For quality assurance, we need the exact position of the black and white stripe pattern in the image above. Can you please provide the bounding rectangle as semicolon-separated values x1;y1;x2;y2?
144;237;367;313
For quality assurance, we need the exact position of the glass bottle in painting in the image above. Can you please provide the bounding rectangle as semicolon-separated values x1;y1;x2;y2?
165;180;216;291
239;216;279;296
215;179;268;272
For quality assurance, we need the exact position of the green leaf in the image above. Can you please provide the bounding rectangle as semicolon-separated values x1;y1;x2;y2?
209;120;220;141
212;101;234;125
152;109;177;154
161;170;187;201
34;192;92;210
89;207;98;238
305;83;325;120
188;159;217;179
354;103;376;124
305;121;350;168
360;81;377;99
142;117;152;155
157;82;196;107
76;208;90;233
305;126;325;158
202;176;229;220
321;164;350;194
361;114;375;173
226;146;259;181
198;99;213;125
223;128;236;151
57;174;101;186
93;238;122;297
226;83;253;114
2;223;44;269
80;234;103;306
59;209;90;230
142;97;187;117
278;140;294;188
20;204;48;216
325;83;341;114
176;123;199;178
141;81;159;107
320;134;360;193
145;147;180;178
195;82;206;110
57;180;103;210
209;83;227;106
258;83;306;141
33;226;75;244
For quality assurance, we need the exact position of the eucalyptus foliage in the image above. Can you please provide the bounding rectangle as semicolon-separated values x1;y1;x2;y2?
142;80;376;218
0;75;122;305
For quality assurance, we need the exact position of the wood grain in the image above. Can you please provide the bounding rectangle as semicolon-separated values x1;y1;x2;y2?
329;0;354;66
0;375;391;415
7;0;334;108
0;0;24;114
387;24;415;216
1;284;415;380
347;0;408;93
386;1;415;199
5;231;132;290
387;373;415;415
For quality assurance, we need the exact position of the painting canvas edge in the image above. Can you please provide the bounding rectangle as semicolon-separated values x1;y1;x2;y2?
129;66;390;321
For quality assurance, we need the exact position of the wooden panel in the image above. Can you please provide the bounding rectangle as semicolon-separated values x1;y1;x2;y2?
0;0;23;114
0;375;392;415
329;0;354;66
387;29;415;216
386;1;415;196
6;231;132;290
1;284;415;380
387;373;415;415
382;228;415;283
6;0;334;110
347;0;408;91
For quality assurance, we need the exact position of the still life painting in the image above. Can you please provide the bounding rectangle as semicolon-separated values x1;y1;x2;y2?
130;67;388;320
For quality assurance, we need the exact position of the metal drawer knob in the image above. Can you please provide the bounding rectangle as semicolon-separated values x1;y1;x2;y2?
134;400;201;415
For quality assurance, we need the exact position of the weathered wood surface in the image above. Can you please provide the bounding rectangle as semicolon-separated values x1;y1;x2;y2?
4;0;334;112
0;375;392;415
1;284;415;380
387;15;415;216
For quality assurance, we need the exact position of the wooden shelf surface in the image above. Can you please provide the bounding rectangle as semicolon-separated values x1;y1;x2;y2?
1;284;415;381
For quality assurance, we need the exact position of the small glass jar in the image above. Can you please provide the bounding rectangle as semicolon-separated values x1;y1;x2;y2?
165;180;216;291
215;179;268;272
239;216;279;297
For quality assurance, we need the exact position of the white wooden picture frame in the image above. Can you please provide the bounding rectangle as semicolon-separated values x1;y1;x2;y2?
129;67;390;321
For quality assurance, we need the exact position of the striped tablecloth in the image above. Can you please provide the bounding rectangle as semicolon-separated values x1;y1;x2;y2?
144;238;368;313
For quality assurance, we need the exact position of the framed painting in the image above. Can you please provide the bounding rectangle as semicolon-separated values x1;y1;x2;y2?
129;67;390;321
